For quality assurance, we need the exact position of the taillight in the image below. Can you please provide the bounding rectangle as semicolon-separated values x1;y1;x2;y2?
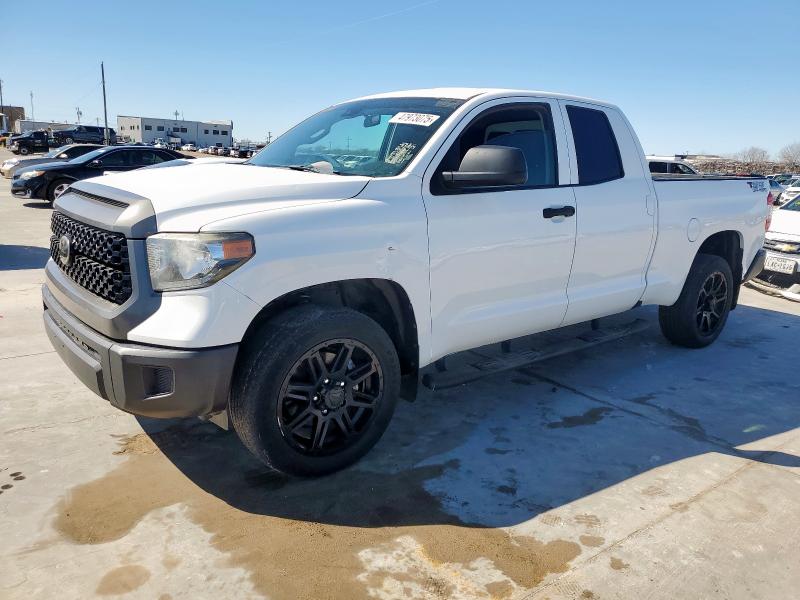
766;192;774;231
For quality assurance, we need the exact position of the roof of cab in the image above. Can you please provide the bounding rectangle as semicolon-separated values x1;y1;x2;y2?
351;87;616;108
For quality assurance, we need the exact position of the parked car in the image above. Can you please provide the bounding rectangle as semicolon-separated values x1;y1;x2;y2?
750;196;800;300
775;180;800;207
40;88;769;476
8;130;49;155
52;125;116;146
769;178;786;203
646;155;699;175
770;173;800;185
12;145;185;202
1;144;102;178
181;143;197;151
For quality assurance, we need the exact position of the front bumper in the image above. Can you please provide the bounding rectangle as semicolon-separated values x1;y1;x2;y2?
43;285;239;418
11;176;46;199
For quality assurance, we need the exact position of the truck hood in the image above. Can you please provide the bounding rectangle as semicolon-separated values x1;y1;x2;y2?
767;207;800;241
73;162;370;231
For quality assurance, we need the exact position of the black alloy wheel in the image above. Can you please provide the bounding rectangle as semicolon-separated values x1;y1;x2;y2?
277;339;384;455
695;271;728;336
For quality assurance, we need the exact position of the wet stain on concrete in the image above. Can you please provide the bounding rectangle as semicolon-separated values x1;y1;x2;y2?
574;514;602;528
51;425;583;600
547;407;613;429
95;564;150;595
485;579;514;598
610;556;630;570
579;534;604;548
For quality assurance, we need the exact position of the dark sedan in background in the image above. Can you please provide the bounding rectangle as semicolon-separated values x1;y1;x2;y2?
1;144;102;179
12;145;186;202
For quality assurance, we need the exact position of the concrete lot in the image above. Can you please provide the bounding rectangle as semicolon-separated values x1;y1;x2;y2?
1;147;799;600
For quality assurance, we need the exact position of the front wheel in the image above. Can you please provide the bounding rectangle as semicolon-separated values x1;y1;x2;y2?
229;305;400;476
48;179;72;202
19;147;29;155
659;253;734;348
64;137;75;144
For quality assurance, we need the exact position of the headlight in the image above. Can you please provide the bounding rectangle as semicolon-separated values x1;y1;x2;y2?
146;232;255;291
19;169;45;180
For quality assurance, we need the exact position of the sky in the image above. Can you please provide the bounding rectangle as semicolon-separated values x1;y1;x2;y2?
4;0;799;156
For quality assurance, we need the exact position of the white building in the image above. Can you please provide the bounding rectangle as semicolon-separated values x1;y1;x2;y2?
116;115;233;147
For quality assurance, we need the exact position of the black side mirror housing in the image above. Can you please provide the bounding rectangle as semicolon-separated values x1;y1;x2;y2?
441;145;527;189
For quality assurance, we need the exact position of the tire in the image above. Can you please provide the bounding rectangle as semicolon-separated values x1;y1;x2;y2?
64;137;75;145
229;304;401;476
19;147;29;155
659;253;734;348
47;179;72;202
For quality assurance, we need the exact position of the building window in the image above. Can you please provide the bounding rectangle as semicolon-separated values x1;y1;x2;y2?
144;125;152;131
157;126;164;131
180;127;187;133
120;126;125;131
221;130;228;135
204;129;209;134
212;130;219;135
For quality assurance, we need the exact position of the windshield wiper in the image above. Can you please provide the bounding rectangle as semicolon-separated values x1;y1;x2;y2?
285;164;342;175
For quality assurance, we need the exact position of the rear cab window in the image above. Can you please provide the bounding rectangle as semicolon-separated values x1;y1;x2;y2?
565;105;624;185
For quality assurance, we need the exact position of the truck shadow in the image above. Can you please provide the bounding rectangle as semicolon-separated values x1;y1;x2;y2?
138;302;800;530
0;244;50;270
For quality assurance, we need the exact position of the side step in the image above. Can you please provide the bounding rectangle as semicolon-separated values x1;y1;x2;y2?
421;318;650;391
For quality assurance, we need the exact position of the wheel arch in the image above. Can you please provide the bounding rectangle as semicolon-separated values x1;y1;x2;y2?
696;229;744;308
239;278;420;400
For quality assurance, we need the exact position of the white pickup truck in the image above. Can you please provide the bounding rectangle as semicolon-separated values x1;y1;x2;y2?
43;88;770;475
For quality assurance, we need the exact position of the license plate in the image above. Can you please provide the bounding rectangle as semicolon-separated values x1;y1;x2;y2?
764;254;797;274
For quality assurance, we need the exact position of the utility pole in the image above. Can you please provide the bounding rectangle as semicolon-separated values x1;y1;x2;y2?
75;106;82;124
101;62;109;145
0;79;4;125
266;131;272;144
174;109;180;121
30;91;34;121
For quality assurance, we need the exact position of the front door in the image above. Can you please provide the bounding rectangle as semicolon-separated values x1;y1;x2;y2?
422;99;577;361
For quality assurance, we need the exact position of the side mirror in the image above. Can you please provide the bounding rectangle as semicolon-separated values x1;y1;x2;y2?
89;159;102;167
441;145;527;189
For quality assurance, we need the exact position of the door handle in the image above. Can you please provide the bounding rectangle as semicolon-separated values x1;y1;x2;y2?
542;206;576;219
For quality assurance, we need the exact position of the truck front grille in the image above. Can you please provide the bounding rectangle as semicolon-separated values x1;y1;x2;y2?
50;212;132;305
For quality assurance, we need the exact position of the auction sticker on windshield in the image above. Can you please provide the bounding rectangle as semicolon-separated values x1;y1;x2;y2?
389;112;441;126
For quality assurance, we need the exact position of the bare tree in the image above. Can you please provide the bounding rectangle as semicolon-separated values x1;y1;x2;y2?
778;143;800;165
735;146;770;163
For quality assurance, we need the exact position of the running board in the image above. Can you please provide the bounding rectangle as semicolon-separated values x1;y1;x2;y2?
421;318;650;391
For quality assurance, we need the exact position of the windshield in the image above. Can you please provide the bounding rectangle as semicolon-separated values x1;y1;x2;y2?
45;145;70;158
782;197;800;211
248;97;465;177
68;146;115;164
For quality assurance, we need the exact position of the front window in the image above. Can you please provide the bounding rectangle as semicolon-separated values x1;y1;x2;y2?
248;97;465;177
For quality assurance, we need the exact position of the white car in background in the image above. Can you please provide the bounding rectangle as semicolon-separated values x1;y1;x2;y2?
181;143;197;151
751;195;800;301
777;179;800;206
646;155;699;175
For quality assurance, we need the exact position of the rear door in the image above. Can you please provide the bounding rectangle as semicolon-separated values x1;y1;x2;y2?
422;98;577;359
559;101;656;325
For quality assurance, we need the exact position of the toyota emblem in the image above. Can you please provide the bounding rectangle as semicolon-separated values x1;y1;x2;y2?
58;235;73;266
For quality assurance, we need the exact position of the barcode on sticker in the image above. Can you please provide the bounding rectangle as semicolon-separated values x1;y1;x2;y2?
389;112;440;127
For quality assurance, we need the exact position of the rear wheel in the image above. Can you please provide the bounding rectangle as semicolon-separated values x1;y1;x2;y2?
230;305;400;476
659;253;734;348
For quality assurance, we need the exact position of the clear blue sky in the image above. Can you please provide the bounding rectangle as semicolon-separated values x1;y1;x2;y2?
5;0;799;156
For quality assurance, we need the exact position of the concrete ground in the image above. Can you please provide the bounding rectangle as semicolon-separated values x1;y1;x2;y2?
1;146;799;600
